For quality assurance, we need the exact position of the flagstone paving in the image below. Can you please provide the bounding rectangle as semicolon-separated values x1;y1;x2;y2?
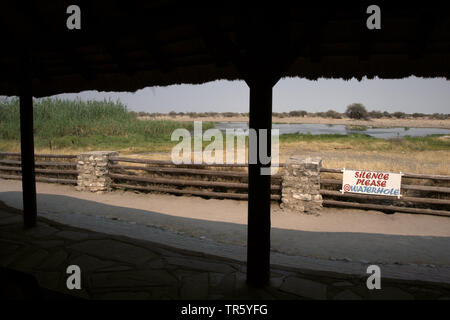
1;203;450;300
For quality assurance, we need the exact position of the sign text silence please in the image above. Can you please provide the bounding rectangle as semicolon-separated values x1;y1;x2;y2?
341;169;402;198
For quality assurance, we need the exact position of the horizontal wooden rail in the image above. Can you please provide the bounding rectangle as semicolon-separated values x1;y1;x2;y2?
0;166;77;175
400;184;450;193
320;189;450;205
320;178;450;194
111;157;246;167
109;173;281;192
110;156;286;168
320;168;342;173
111;183;281;201
401;173;450;181
0;152;21;157
320;167;450;181
320;178;342;185
323;199;450;217
109;164;282;180
0;174;76;185
0;160;76;167
0;152;77;159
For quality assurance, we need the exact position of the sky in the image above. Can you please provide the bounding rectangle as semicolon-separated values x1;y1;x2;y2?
47;76;450;114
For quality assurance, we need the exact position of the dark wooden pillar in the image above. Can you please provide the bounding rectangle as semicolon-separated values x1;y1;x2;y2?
19;54;37;228
246;79;273;287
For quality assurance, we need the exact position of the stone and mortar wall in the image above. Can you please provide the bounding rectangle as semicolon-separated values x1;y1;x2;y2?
76;151;118;193
281;156;323;214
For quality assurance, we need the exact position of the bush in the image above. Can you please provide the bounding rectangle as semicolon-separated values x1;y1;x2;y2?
315;112;326;118
288;110;307;117
324;110;342;119
345;103;369;120
412;112;425;118
430;113;448;120
273;112;288;118
392;111;407;119
368;110;383;119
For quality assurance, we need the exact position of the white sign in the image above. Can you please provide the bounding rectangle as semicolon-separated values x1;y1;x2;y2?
341;169;402;198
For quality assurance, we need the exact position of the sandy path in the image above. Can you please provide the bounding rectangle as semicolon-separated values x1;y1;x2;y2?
1;179;449;266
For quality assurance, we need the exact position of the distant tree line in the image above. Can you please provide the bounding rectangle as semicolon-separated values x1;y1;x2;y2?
131;104;449;120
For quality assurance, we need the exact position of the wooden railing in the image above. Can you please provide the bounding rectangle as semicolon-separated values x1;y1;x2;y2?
108;156;282;200
0;152;77;185
319;168;450;217
1;151;449;217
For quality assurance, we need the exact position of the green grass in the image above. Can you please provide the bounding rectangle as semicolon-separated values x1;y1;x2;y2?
1;97;448;154
0;97;213;152
279;133;450;152
345;125;368;131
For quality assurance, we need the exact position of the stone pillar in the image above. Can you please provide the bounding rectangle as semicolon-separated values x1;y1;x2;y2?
281;156;323;214
76;151;118;193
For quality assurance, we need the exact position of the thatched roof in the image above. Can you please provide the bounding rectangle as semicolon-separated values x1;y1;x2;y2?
1;2;450;97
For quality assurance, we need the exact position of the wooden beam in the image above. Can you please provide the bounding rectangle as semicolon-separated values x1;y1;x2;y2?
0;174;76;185
320;189;450;205
109;164;283;180
19;53;37;228
246;79;274;287
323;199;450;218
0;160;76;167
110;157;250;167
109;173;281;191
111;183;281;201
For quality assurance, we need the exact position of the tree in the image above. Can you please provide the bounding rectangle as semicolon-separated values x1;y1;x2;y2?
345;103;369;120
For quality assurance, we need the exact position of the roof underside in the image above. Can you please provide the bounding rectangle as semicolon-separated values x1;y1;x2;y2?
1;1;450;97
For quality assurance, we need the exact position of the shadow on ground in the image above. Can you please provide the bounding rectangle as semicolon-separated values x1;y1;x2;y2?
1;191;449;267
1;195;450;300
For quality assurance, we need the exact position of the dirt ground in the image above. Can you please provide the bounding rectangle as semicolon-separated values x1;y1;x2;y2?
1;179;450;267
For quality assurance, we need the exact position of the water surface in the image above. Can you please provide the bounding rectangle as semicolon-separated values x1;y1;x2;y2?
214;122;450;139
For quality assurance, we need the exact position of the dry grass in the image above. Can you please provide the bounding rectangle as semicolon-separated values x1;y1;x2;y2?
279;140;450;175
110;142;449;176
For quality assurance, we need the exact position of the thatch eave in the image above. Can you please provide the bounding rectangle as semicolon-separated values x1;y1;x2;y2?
1;2;449;97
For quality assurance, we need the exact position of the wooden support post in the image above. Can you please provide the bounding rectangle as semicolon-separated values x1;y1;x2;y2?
246;80;273;287
19;54;37;228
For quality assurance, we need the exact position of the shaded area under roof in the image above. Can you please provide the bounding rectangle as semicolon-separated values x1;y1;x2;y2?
0;2;450;97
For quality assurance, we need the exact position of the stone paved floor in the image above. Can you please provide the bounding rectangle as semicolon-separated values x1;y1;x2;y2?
1;202;450;300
